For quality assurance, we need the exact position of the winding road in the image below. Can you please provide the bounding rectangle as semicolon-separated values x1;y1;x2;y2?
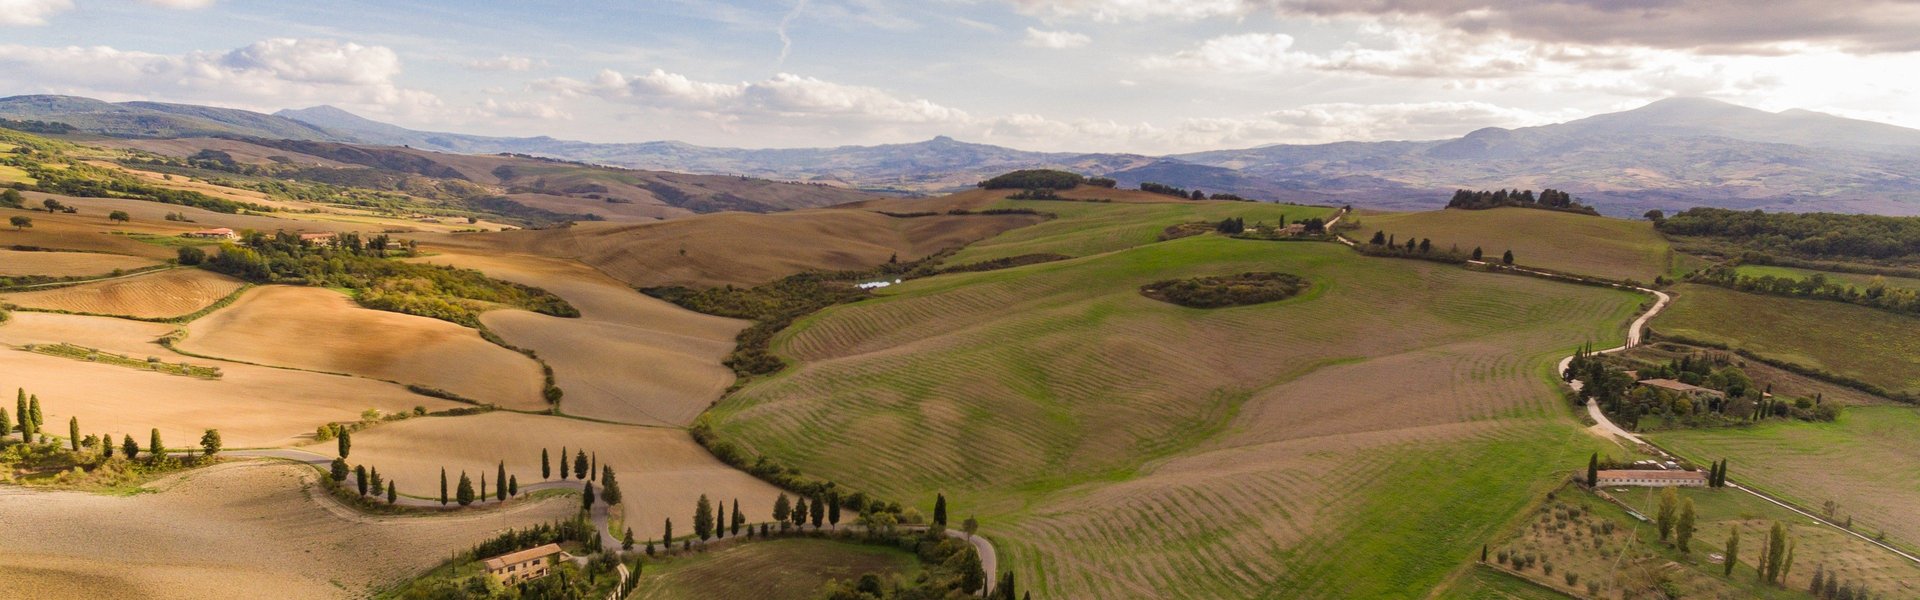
1531;274;1920;567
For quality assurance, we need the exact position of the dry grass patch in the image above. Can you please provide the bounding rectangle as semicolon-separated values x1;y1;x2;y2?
0;313;467;447
0;268;243;319
407;252;743;426
0;249;158;277
178;286;545;408
299;411;785;541
0;461;575;599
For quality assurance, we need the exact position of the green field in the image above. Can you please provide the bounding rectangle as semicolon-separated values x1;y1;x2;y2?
1732;264;1920;292
1653;283;1920;394
1436;565;1574;600
712;200;1648;598
947;199;1337;264
1356;208;1671;282
631;538;922;600
1650;406;1920;560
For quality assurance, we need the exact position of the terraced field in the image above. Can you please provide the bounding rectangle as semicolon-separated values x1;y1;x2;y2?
713;229;1645;598
0;250;158;277
0;268;244;319
1653;283;1920;395
1650;406;1920;560
632;538;923;600
178;286;546;408
1355;208;1670;282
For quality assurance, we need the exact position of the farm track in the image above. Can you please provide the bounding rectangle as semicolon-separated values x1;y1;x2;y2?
1539;270;1920;568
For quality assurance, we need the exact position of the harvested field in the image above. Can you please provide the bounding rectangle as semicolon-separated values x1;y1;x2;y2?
178;286;545;408
426;208;1049;287
0;250;158;277
0;312;467;447
715;232;1646;598
0;268;243;319
407;252;743;426
634;538;923;600
1650;406;1920;559
1356;208;1670;282
0;461;575;599
1653;283;1920;394
298;411;786;541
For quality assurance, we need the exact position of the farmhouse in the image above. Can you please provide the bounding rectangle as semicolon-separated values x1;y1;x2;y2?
1636;378;1724;399
482;543;567;583
1595;469;1708;488
298;232;337;244
182;228;236;239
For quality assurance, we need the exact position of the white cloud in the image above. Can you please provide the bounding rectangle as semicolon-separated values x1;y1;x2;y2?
550;68;968;125
972;101;1564;152
140;0;217;8
0;39;441;118
1023;27;1090;49
466;55;543;72
0;0;73;26
1006;0;1245;22
478;98;570;120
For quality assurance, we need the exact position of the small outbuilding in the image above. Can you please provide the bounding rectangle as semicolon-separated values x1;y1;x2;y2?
182;228;236;239
1636;378;1725;399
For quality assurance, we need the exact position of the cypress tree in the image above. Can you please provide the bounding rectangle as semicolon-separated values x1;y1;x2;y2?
1676;497;1696;553
440;468;449;505
1370;231;1386;245
0;406;9;437
509;475;519;497
388;481;398;505
13;389;23;431
574;449;587;480
457;471;474;506
560;446;569;479
792;496;808;528
1811;565;1825;595
149;428;164;458
602;466;621;505
716;500;726;539
1781;539;1796;584
122;434;137;459
29;394;41;428
774;493;791;525
1657;487;1678;541
1587;453;1599;486
337;428;350;458
480;473;488;502
200;429;221;457
101;430;113;458
542;448;551;479
827;494;841;529
733;499;745;535
1724;527;1739;576
810;494;824;528
1502;249;1515;265
497;461;507;501
331;457;349;482
370;466;383;495
623;528;635;551
582;482;595;511
356;465;369;496
69;416;79;451
663;518;673;546
590;452;597;481
934;493;949;527
695;494;714;540
1472;246;1483;261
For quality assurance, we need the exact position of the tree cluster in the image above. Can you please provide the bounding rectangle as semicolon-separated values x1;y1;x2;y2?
977;170;1085;190
1694;264;1920;317
1444;188;1597;215
1138;272;1310;309
1358;230;1473;264
1137;182;1191;199
1659;207;1920;264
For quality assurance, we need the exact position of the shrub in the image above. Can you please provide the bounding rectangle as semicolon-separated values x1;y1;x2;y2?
977;169;1085;190
1140;272;1310;308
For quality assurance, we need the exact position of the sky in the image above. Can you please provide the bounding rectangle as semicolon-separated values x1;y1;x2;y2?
2;0;1918;154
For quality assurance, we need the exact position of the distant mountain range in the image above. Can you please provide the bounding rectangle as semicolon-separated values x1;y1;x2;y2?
6;94;1920;215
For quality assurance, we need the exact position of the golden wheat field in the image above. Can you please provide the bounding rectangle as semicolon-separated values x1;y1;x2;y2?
407;251;744;426
299;411;786;541
0;461;575;599
0;268;244;319
0;250;158;277
177;286;547;408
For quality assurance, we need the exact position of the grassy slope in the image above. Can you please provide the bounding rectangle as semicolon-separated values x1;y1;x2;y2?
1732;264;1920;292
1649;406;1920;557
632;539;922;600
1436;566;1574;600
948;199;1337;264
1357;208;1670;282
1653;283;1920;394
712;202;1647;597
